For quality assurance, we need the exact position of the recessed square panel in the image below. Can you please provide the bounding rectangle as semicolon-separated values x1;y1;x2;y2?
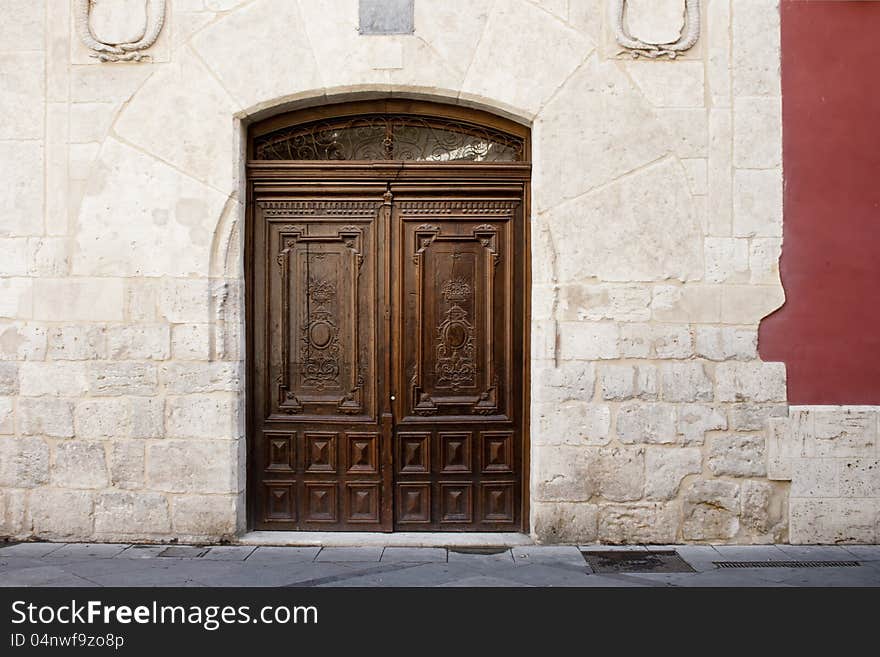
398;432;430;473
481;431;514;473
440;483;473;523
305;483;337;522
264;483;295;521
396;484;430;523
480;482;515;523
265;432;295;472
345;484;380;523
305;432;337;473
346;432;379;474
440;432;471;473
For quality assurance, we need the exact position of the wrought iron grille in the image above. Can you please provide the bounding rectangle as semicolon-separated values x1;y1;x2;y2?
253;114;525;162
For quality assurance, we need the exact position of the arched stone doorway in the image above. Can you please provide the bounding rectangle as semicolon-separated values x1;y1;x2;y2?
246;100;531;531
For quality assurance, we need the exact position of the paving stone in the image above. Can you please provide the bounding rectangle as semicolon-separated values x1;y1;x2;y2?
446;548;514;564
0;543;65;558
157;545;209;559
646;545;721;572
315;547;384;562
512;546;586;567
773;545;856;561
47;543;129;559
380;547;447;563
115;545;165;559
710;544;789;562
437;575;528;587
842;546;880;561
202;546;257;561
0;565;98;587
244;547;320;563
486;563;597;587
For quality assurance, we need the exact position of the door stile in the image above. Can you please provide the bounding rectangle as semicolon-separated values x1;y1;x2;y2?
377;186;394;531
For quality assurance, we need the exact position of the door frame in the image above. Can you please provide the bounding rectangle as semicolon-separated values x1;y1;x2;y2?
244;100;532;532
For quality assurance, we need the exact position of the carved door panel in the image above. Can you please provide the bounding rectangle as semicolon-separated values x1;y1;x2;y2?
392;194;524;531
252;195;392;531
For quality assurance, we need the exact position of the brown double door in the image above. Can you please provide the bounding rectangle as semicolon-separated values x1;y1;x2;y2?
250;180;526;531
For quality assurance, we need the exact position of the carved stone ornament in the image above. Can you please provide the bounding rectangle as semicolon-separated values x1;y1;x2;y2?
612;0;700;59
75;0;166;62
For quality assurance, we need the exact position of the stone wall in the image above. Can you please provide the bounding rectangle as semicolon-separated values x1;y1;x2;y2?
0;0;873;544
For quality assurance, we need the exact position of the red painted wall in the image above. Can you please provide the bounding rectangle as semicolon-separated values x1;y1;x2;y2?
759;1;880;405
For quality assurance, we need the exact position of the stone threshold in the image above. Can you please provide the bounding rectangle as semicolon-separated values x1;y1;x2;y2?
235;531;535;548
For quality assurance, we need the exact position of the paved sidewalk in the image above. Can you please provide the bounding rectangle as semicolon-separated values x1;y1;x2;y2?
1;542;878;587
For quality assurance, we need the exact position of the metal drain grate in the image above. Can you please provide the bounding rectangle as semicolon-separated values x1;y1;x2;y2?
581;550;695;573
713;560;861;569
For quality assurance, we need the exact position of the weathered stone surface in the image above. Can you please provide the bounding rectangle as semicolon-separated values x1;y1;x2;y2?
839;459;880;498
52;441;108;489
532;362;595;404
682;478;741;541
716;362;787;403
734;96;782;168
75;397;164;440
106;325;170;361
805;408;877;457
704;237;749;284
33;279;124;321
165;394;240;440
0;398;12;435
535;402;611;446
740;480;787;540
170;324;211;361
558;322;619;360
95;492;171;536
108;440;145;490
707;434;767;477
676;404;728;445
88;363;158;396
30;490;94;539
732;0;782;97
598;503;679;544
0;437;49;488
790;498;879;545
619;324;693;359
645;447;703;500
535;446;595;502
660;362;713;403
47;326;106;360
171;495;239;537
160;363;242;394
617;403;676;444
558;285;651;322
625;61;705;108
695;326;757;361
19;362;88;397
17;397;74;438
600;364;658;401
0;141;43;237
146;440;239;494
0;488;28;537
733;169;783;237
595;447;645;503
0;323;47;361
533;502;599;544
728;404;786;431
652;285;721;323
0;363;18;395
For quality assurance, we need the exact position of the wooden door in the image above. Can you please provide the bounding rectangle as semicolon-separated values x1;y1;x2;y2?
250;185;525;531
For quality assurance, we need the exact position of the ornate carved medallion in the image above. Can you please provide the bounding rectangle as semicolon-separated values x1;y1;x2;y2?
612;0;701;59
74;0;166;62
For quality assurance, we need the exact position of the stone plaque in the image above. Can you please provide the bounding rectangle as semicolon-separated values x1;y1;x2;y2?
359;0;414;35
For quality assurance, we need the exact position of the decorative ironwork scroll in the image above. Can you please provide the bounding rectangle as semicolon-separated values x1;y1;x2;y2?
253;114;525;162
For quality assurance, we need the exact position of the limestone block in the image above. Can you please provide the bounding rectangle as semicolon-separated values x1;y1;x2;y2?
694;326;757;361
70;65;153;103
30;490;95;540
767;416;798;481
0;363;17;395
707;110;732;235
715;361;786;403
69;102;118;144
660;362;713;403
0;323;47;361
0;0;46;51
704;237;749;284
165;394;239;440
733;169;783;237
618;323;693;360
645;447;703;500
656;109;708;158
616;402;677;444
740;480;786;540
191;0;320;112
28;238;72;277
568;0;604;40
19;362;89;397
0;488;28;537
171;494;239;537
558;285;651;322
652;285;721;323
88;362;158;396
789;458;838;498
0;279;33;319
535;402;611;446
749;237;782;285
0;238;28;276
706;0;731;107
171;324;211;360
33;278;124;321
721;285;785;324
75;397;164;440
734;96;782;168
728;404;786;431
535;446;596;502
157;279;212;323
839;459;880;498
47;326;107;360
462;0;592;117
146;440;239;494
531;320;557;361
17;398;74;438
805;408;877;458
600;364;658;401
95;491;171;536
52;441;108;489
74;140;230;278
0;397;12;434
551;160;702;283
625;61;705;108
532;361;596;404
108;440;145;489
0;437;49;487
160;362;242;394
115;50;239;191
533;54;668;212
676;404;728;445
732;0;782;97
707;433;767;477
106;325;171;361
558;322;619;361
598;503;679;544
682;158;708;196
0;142;44;237
0;53;45;139
682;479;741;540
533;502;599;544
790;498;878;545
595;446;645;503
413;0;492;75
